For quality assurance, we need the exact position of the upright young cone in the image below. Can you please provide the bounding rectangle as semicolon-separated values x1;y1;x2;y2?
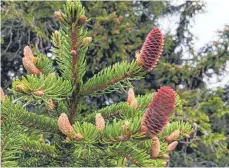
167;141;178;151
141;86;176;136
127;88;138;109
33;89;44;97
165;130;180;142
22;57;41;75
151;136;160;158
16;84;27;93
122;121;130;136
137;28;164;71
24;46;34;61
47;99;55;111
58;113;76;137
95;113;105;131
0;87;6;102
78;15;87;24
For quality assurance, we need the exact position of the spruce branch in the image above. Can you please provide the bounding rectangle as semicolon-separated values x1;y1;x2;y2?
2;98;59;133
21;136;57;158
80;60;145;96
1;118;23;167
11;74;72;103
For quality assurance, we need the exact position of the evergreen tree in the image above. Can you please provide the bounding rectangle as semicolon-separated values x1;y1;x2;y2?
1;1;193;167
1;1;229;167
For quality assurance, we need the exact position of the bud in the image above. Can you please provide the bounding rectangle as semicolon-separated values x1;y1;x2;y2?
127;88;138;109
122;121;130;136
47;72;56;78
113;18;121;24
70;50;77;56
16;84;27;93
22;57;41;75
112;29;120;35
138;28;164;71
151;136;160;158
24;46;34;61
161;153;170;159
33;89;44;97
75;133;84;140
47;99;55;111
184;133;191;138
55;30;59;37
0;87;6;102
167;141;178;151
165;130;180;142
135;50;143;66
58;113;76;137
54;11;62;21
83;37;92;46
79;15;87;24
162;161;168;167
95;113;105;131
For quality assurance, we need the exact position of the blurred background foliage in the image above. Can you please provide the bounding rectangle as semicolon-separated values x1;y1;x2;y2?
1;1;229;167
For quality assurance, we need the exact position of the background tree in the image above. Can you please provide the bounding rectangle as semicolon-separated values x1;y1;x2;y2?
1;0;229;167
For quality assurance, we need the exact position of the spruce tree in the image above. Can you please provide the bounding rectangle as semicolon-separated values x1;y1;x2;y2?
1;1;194;167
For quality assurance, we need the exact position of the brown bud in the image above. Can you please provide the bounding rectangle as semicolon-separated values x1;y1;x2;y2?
58;113;76;137
54;11;62;21
113;18;121;24
33;89;44;97
16;84;27;93
165;130;180;142
95;113;105;131
127;88;138;109
70;50;77;56
135;50;143;66
0;87;6;102
22;57;41;75
167;141;178;151
79;15;87;24
162;161;168;167
122;121;130;136
24;46;34;61
184;133;191;138
75;133;84;140
151;136;160;158
47;99;55;111
161;153;170;159
83;37;92;45
55;30;59;37
112;29;120;35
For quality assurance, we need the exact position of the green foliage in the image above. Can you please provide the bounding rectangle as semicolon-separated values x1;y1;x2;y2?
2;98;59;133
12;74;72;103
1;0;229;167
80;61;145;96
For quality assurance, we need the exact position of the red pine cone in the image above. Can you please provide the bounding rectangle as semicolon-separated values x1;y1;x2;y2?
143;86;176;136
138;28;164;71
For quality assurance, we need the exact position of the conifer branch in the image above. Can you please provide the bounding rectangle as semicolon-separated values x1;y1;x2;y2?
21;136;57;158
80;61;145;96
2;99;59;133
